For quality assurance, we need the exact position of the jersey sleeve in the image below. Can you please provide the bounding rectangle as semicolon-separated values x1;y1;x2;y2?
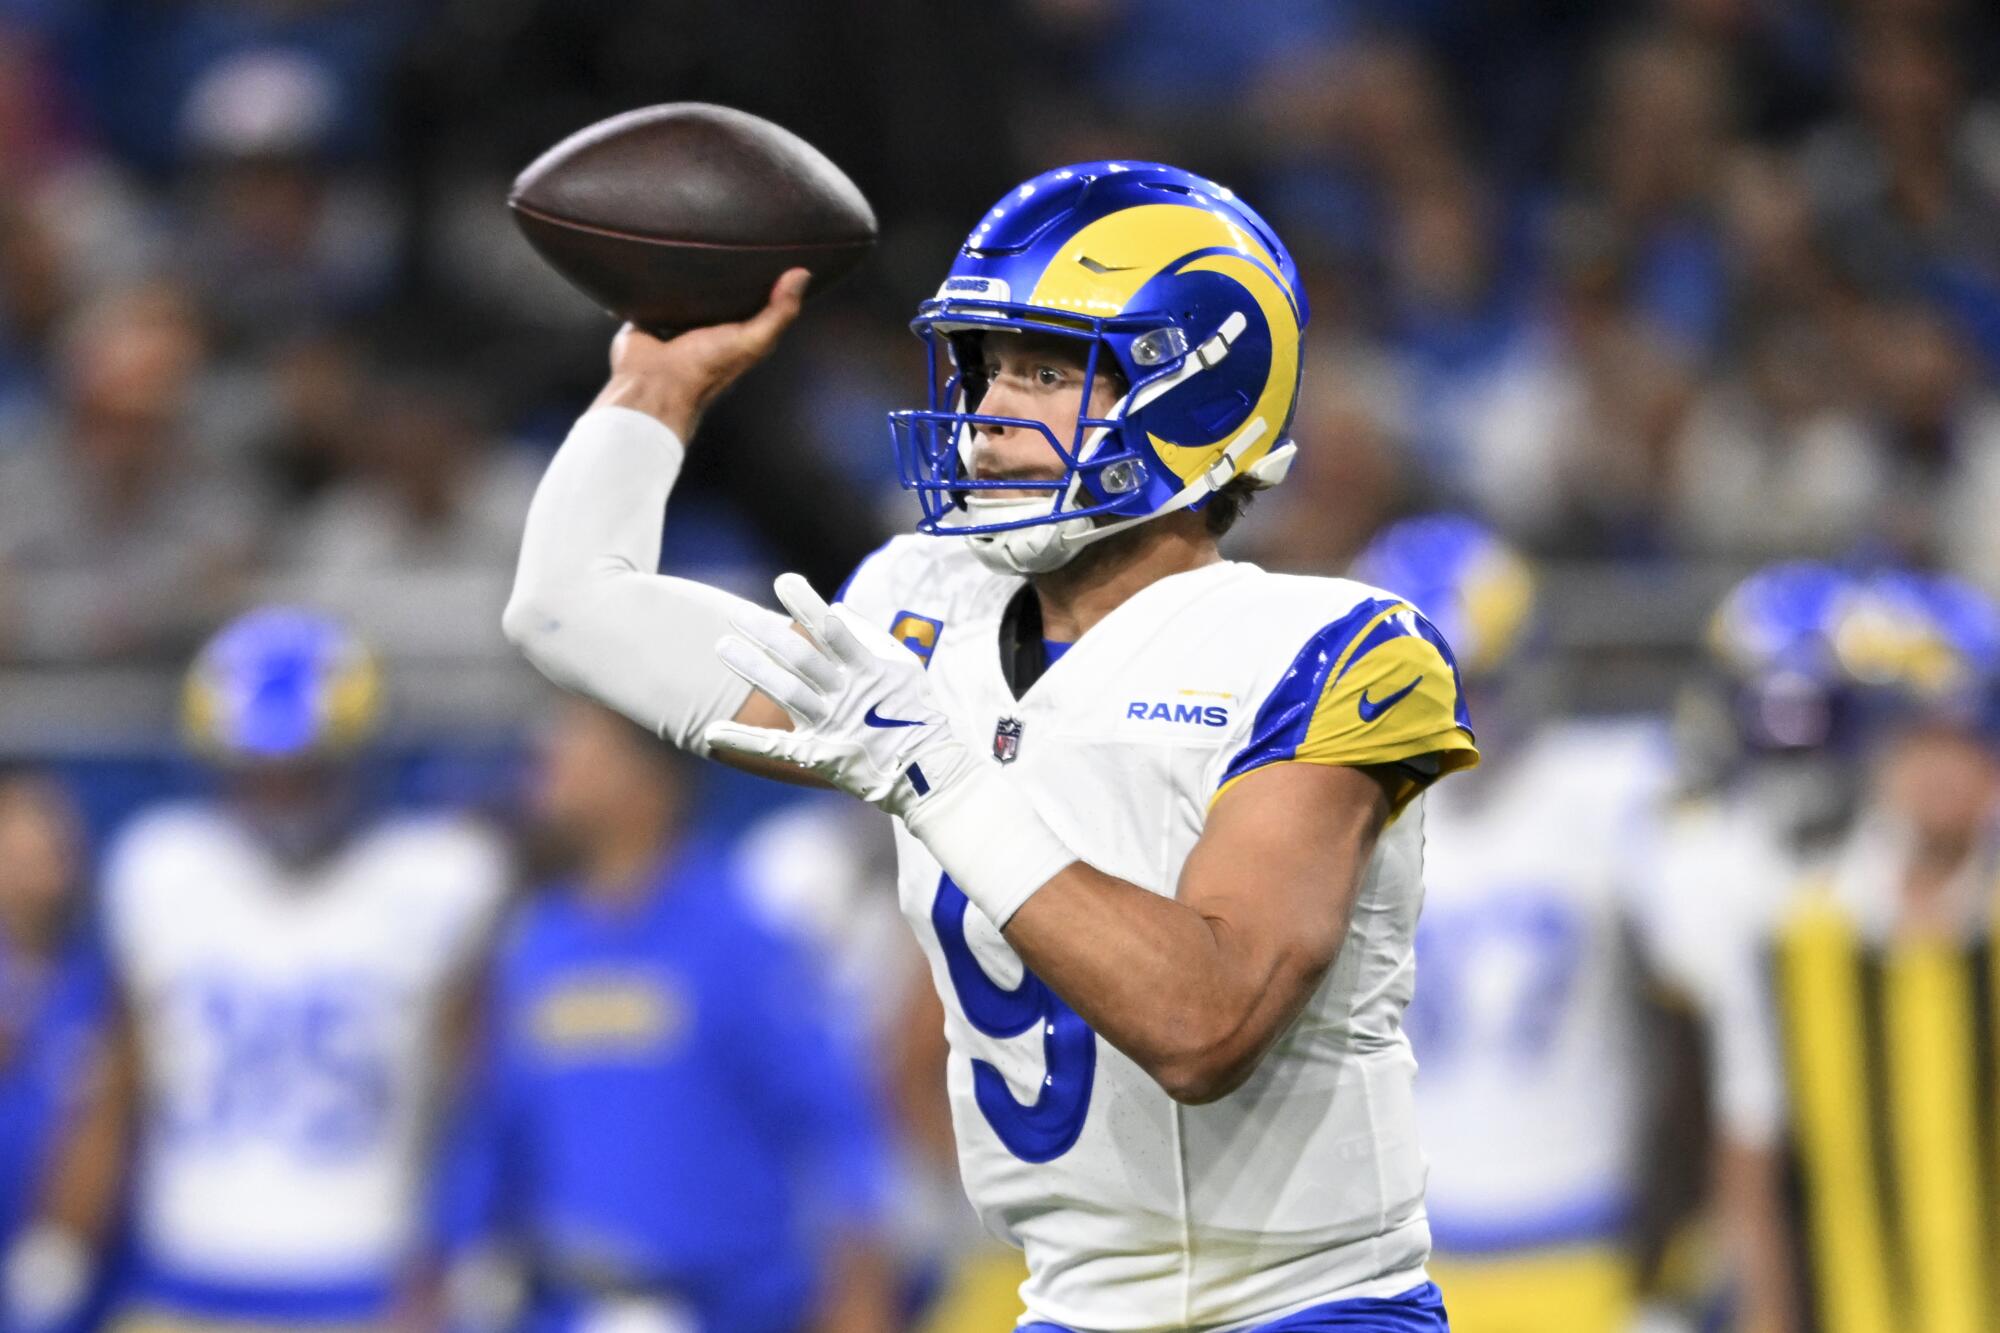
421;819;514;978
96;805;209;979
1216;597;1479;813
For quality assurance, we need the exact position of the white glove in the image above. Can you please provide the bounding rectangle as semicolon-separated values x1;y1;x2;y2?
704;572;974;814
2;1226;91;1333
704;573;1075;926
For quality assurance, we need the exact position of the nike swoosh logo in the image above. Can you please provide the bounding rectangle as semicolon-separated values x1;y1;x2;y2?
864;704;926;729
1356;675;1424;723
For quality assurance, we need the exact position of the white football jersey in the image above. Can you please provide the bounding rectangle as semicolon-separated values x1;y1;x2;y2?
101;803;508;1289
839;537;1479;1332
1645;795;1800;1148
1410;720;1672;1251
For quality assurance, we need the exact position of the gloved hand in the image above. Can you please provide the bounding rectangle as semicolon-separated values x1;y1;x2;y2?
705;573;1074;926
1;1226;92;1333
703;572;980;817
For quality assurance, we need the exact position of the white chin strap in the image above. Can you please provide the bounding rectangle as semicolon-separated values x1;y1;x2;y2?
959;497;1098;575
949;310;1298;576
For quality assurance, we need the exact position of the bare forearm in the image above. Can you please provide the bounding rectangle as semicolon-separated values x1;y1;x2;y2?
593;373;699;440
1716;1137;1801;1333
1003;864;1322;1104
42;1020;138;1243
809;1236;898;1333
996;763;1388;1105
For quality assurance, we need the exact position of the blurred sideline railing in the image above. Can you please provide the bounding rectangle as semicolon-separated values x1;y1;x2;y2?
0;558;1754;754
0;567;535;753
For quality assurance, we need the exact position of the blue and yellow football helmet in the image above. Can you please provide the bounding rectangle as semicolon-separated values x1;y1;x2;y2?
1832;568;2000;734
888;161;1307;573
1708;563;2000;752
183;608;382;763
1706;562;1860;754
1349;515;1537;681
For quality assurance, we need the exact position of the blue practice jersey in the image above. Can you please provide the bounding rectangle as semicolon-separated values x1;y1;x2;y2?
437;838;890;1333
0;938;107;1242
0;936;114;1333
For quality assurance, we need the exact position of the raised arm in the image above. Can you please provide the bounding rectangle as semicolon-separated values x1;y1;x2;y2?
502;272;811;777
1001;760;1391;1104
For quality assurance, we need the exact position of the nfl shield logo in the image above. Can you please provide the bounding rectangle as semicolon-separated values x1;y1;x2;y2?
993;716;1024;764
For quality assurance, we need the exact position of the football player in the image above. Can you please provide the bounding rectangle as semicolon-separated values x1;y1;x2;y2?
434;699;897;1333
1642;562;1851;1333
1348;516;1691;1333
1691;569;2000;1333
4;609;509;1333
504;162;1481;1332
0;770;107;1333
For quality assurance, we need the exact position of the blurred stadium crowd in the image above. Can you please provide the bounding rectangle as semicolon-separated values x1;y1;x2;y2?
3;0;2000;1331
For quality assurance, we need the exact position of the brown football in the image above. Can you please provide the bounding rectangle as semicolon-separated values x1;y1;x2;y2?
509;103;877;335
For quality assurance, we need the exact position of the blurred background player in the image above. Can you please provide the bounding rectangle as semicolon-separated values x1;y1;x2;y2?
4;608;510;1333
435;698;896;1333
1646;562;1863;1333
0;770;107;1333
1352;516;1696;1333
1693;569;2000;1333
1673;563;1882;871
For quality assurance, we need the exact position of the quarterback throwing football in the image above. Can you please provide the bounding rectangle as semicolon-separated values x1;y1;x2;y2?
505;162;1478;1333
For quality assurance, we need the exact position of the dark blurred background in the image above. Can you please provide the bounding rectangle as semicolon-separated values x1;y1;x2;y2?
4;0;1997;779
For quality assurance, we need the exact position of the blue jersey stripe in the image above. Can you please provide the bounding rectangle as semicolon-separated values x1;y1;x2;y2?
1019;1281;1448;1332
1218;597;1402;790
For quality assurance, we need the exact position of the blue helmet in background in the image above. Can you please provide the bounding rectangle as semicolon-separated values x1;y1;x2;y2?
1350;515;1537;680
183;608;382;763
1706;562;1859;754
889;161;1308;575
1830;568;2000;735
1707;563;2000;753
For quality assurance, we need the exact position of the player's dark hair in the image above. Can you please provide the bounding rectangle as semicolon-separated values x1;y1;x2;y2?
1203;476;1259;537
